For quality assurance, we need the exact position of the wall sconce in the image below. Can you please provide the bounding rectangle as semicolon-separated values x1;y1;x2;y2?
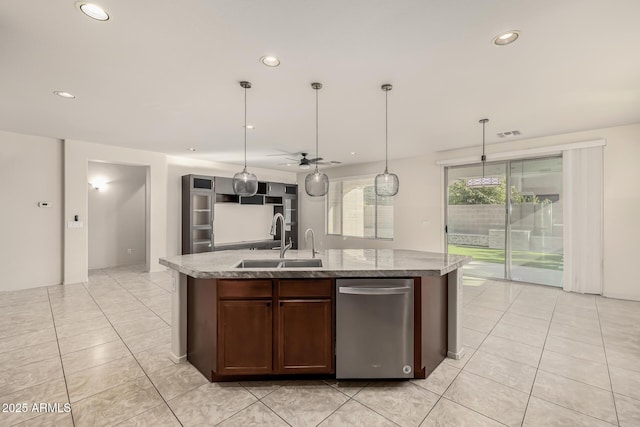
89;179;107;190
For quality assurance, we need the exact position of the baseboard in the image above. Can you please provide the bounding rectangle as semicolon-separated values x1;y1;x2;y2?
170;352;187;364
447;348;466;360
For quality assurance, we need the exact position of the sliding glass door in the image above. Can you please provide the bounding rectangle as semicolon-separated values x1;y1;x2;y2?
446;156;563;287
446;162;508;280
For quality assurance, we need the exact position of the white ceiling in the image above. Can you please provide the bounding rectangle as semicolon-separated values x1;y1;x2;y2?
1;0;639;171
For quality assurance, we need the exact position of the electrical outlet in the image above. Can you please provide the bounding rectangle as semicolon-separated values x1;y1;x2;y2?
127;248;132;255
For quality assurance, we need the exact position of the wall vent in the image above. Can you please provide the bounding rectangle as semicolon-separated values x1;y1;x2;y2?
497;130;521;138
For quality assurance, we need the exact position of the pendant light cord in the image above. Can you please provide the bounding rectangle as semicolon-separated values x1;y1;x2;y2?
480;118;489;180
482;119;485;179
385;88;389;173
315;87;319;173
243;86;247;169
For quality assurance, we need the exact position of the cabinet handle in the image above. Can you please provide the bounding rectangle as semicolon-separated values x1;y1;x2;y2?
280;302;283;306
266;302;271;307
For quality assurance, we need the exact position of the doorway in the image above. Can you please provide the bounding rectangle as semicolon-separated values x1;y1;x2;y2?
88;162;147;270
445;156;563;287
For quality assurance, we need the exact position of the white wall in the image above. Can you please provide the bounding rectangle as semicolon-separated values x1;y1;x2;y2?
165;156;296;257
64;140;168;284
0;131;63;291
300;123;640;301
88;162;147;269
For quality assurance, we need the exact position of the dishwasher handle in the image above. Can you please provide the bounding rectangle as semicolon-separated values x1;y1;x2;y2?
338;286;412;295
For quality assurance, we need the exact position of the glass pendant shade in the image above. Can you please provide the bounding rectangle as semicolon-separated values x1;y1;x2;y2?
375;170;399;197
233;167;258;197
305;170;329;197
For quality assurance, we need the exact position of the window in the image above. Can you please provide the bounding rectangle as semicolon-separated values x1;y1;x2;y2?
327;175;394;239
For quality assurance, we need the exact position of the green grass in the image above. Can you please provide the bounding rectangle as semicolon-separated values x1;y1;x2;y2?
448;244;563;271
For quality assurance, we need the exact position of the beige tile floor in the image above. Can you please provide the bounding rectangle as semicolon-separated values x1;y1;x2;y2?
1;266;639;426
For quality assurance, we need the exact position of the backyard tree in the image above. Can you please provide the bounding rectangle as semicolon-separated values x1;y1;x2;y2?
448;179;532;205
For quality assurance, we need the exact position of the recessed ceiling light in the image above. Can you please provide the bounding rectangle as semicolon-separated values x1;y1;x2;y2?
245;125;255;130
350;152;356;156
188;148;196;152
493;30;520;46
260;56;280;67
53;91;76;99
76;2;109;21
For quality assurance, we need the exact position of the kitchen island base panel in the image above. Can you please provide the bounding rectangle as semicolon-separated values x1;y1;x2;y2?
417;276;449;377
170;270;187;364
447;269;464;359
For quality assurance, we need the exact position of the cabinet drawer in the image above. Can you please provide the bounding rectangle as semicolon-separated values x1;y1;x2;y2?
278;279;332;298
218;280;272;299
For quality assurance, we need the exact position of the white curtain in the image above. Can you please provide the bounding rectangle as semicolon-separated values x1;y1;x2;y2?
562;146;604;294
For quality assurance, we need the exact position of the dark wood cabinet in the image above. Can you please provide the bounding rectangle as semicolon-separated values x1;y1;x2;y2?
276;278;334;374
187;277;334;380
218;300;272;375
277;299;333;374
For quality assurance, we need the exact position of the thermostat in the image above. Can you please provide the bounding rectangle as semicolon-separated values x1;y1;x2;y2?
38;201;52;208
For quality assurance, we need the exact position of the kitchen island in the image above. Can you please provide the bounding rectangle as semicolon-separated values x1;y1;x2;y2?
159;249;470;381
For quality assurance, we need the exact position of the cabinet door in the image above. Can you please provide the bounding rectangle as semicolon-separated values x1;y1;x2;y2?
267;182;285;196
214;176;235;195
276;299;334;374
218;300;272;375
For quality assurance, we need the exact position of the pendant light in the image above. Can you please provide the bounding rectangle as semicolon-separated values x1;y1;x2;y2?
375;84;399;197
479;118;489;186
305;82;329;197
233;81;258;196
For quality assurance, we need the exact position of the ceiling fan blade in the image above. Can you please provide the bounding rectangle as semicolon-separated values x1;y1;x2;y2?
308;157;324;163
266;151;300;157
285;157;299;162
330;160;343;164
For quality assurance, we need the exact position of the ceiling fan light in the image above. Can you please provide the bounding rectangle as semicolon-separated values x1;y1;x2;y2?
375;171;399;197
305;170;329;197
299;163;311;170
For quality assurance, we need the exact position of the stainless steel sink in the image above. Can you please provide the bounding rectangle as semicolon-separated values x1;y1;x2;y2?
234;259;323;268
279;259;323;268
234;259;283;268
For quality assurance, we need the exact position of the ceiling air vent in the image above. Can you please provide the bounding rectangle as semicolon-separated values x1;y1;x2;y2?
497;130;521;138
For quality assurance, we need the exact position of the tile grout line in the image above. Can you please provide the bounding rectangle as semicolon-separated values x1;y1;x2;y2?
595;297;621;426
106;269;173;323
45;287;76;427
80;278;184;427
338;388;403;427
253;398;293;427
519;286;560;426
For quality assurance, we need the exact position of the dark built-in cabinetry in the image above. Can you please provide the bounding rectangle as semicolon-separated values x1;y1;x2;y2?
182;175;215;254
187;277;335;380
181;175;298;254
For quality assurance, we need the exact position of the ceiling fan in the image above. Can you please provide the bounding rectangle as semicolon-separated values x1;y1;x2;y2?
276;152;342;169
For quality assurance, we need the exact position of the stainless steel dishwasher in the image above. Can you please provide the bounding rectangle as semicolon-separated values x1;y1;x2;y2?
336;278;414;379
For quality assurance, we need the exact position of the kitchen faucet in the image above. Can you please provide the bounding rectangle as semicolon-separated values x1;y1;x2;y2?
305;228;319;258
270;213;292;258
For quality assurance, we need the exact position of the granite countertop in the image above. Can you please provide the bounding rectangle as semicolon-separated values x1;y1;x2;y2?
159;249;471;279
